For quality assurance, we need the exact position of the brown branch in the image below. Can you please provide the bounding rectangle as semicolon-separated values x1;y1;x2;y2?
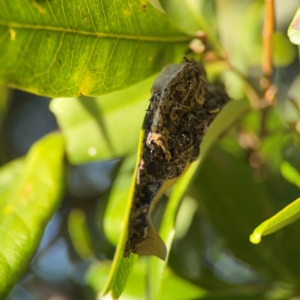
261;0;275;91
258;1;276;140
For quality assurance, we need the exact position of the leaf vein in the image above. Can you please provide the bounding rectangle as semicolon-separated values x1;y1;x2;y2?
0;21;190;42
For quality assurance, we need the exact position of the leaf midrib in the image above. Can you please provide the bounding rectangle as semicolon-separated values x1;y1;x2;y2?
0;20;191;42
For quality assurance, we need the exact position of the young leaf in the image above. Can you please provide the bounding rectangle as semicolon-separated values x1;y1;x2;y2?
250;160;300;244
250;197;300;244
0;133;65;298
280;160;300;189
0;0;190;97
87;259;206;300
160;0;222;52
288;6;300;45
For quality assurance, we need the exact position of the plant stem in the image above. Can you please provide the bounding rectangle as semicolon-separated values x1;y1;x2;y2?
261;0;275;91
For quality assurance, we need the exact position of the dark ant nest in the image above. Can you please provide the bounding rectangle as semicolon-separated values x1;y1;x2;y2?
124;58;229;258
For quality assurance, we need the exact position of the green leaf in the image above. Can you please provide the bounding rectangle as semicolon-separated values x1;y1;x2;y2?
0;158;24;199
102;242;138;300
288;6;300;45
250;197;300;244
200;100;251;160
281;160;300;189
0;133;65;298
159;0;222;53
147;160;201;300
87;259;206;300
101;132;143;299
123;258;206;300
68;208;94;259
159;268;206;300
250;161;300;244
0;0;190;97
50;76;153;164
103;155;136;246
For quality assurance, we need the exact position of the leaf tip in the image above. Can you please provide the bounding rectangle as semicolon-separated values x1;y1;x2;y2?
249;232;261;244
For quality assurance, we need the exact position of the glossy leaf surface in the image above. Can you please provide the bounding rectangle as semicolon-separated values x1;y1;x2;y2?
250;197;300;244
0;0;190;97
0;133;65;298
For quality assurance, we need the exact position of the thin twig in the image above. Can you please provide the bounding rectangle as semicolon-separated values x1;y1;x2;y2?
258;0;276;139
261;0;275;92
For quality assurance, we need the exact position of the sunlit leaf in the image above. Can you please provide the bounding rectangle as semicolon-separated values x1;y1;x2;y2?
85;262;112;296
159;0;204;34
250;197;300;244
0;158;24;199
147;160;201;300
159;268;206;300
249;161;300;244
0;0;190;97
220;70;246;101
159;0;222;52
103;155;136;246
87;259;206;300
50;76;153;164
281;159;300;189
200;100;250;160
0;133;65;298
149;0;164;13
101;131;143;299
288;6;300;45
